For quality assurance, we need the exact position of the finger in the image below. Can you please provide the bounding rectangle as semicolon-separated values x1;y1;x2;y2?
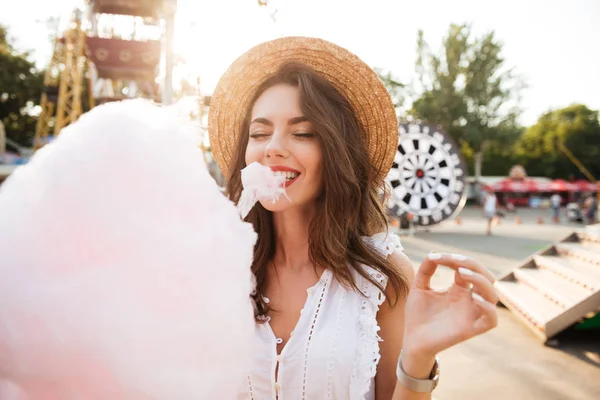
414;252;442;290
458;268;499;304
454;269;471;289
432;253;495;284
472;293;499;334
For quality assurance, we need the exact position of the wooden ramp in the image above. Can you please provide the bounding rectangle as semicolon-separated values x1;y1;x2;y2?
496;224;600;341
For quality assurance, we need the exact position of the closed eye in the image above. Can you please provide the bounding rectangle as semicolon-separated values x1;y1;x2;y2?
250;132;270;139
294;133;315;138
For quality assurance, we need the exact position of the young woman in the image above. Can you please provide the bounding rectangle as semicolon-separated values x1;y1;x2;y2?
208;37;498;400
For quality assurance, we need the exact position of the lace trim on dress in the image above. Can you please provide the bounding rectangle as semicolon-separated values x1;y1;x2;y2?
350;232;400;399
327;290;346;399
302;271;331;400
362;231;403;256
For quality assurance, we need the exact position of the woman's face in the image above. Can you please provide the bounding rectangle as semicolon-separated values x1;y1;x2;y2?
245;84;323;212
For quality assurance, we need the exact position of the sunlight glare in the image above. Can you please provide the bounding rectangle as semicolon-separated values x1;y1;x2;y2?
172;0;279;95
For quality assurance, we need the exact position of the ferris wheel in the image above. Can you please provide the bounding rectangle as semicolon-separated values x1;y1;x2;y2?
34;0;177;150
386;122;468;227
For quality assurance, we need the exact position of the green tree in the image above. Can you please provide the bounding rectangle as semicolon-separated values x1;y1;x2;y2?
410;24;525;179
516;104;600;179
0;24;45;148
411;26;468;142
375;67;407;117
480;121;523;175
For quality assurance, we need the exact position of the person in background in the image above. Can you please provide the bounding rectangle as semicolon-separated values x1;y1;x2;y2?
584;194;598;224
550;192;562;223
482;189;497;235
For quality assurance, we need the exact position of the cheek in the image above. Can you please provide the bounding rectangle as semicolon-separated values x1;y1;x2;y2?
305;148;323;179
299;146;323;190
244;143;262;165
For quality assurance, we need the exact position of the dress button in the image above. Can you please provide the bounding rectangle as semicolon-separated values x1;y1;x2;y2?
276;338;283;344
307;287;314;295
275;382;281;391
277;354;282;362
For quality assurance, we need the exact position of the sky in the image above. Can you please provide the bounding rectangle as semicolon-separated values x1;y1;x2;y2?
1;0;599;126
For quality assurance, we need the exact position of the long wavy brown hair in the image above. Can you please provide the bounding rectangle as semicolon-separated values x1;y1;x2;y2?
226;62;409;320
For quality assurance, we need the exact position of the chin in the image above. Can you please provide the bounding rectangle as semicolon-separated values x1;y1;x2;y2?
258;196;294;212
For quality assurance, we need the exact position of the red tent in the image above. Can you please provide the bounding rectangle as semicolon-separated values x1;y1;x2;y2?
549;179;578;192
489;178;550;193
572;179;598;192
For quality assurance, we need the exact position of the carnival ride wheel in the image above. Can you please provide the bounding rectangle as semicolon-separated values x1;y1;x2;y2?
34;0;175;150
386;122;468;227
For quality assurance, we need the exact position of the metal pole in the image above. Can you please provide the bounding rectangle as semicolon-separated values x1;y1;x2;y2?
557;141;599;203
162;1;177;105
0;120;5;161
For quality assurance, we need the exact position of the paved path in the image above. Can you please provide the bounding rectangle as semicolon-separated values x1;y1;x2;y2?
396;207;600;400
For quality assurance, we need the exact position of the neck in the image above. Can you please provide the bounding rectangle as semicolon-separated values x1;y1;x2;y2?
272;205;316;270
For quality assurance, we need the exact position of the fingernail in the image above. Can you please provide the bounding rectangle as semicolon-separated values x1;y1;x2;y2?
451;253;467;261
472;292;486;303
428;252;442;260
459;267;474;276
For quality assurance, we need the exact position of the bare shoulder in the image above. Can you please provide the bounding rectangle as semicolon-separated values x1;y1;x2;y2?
387;250;415;290
378;249;414;314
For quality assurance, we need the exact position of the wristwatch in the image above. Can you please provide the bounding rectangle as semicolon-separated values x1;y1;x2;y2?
396;350;440;393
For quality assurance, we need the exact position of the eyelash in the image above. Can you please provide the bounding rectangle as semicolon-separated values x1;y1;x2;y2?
294;133;315;138
249;133;269;139
249;132;315;139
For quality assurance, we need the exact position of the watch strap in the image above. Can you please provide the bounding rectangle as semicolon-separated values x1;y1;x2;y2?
396;350;440;393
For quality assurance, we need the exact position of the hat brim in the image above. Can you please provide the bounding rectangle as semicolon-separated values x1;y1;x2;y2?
208;36;398;184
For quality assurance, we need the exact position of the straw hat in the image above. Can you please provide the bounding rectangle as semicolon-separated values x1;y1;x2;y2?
208;36;398;183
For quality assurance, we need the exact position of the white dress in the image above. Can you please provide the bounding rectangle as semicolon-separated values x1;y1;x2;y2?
239;232;403;400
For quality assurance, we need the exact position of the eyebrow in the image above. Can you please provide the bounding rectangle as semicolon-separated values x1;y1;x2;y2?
250;116;309;126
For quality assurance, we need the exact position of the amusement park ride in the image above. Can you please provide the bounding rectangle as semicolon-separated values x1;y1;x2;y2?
34;0;177;150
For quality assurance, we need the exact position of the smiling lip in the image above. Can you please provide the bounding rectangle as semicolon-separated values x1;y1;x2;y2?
269;166;301;188
269;166;301;173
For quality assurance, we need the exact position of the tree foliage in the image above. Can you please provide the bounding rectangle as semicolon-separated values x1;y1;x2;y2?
516;104;600;179
408;24;525;177
0;24;45;147
411;25;468;142
374;68;407;116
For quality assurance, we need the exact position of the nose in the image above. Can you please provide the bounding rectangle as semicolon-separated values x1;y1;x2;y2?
264;131;289;159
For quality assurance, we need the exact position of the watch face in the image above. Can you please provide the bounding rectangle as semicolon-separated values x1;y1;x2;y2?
386;122;468;226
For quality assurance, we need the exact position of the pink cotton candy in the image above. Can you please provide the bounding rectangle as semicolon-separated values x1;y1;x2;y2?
0;99;256;399
237;162;287;219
